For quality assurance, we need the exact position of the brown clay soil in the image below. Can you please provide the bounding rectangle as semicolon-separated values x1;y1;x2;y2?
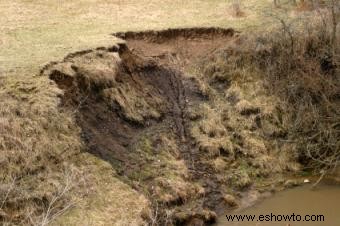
114;28;235;68
41;27;279;225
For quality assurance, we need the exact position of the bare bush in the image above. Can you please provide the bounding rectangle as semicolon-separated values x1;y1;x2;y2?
0;166;83;226
33;168;81;226
253;4;339;172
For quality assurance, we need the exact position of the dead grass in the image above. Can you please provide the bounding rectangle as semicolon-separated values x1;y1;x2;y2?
51;154;149;226
0;74;149;225
254;19;340;171
1;0;337;224
194;3;339;177
0;75;82;224
133;134;199;203
188;41;302;193
0;0;303;76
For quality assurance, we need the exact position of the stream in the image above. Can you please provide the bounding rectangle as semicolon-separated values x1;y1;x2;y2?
216;183;340;226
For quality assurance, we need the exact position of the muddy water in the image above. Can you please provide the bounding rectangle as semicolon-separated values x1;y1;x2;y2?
216;184;340;226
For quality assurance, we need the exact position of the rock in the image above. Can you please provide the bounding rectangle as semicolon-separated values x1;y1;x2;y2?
284;179;301;188
303;179;310;183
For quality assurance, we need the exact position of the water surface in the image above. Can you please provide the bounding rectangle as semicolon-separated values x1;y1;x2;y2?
216;184;340;226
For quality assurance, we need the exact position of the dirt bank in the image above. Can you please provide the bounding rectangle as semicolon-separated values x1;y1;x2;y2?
42;28;300;225
113;27;236;69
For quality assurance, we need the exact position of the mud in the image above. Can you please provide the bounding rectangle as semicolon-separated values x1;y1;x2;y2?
216;183;340;226
114;28;240;225
42;27;288;225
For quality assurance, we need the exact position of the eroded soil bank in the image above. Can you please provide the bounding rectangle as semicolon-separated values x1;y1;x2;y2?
42;28;302;225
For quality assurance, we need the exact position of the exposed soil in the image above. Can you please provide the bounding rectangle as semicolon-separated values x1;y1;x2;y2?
115;29;241;215
42;27;293;225
114;28;235;69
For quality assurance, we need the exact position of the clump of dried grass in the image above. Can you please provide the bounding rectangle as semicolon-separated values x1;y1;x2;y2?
191;3;338;186
251;8;340;172
189;40;296;193
0;75;85;225
0;74;150;226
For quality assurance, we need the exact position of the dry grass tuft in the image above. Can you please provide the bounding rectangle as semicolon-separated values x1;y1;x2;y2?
0;75;83;225
187;34;302;194
0;75;150;225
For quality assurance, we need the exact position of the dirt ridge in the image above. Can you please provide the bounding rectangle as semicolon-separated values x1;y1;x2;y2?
113;27;236;43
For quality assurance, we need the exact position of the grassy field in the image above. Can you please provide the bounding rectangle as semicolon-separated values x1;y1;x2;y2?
1;0;288;77
1;0;323;225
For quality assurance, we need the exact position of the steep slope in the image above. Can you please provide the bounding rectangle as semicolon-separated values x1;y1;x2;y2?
42;28;301;225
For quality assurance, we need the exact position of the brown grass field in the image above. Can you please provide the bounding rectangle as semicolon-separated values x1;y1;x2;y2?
0;0;338;225
0;1;260;224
